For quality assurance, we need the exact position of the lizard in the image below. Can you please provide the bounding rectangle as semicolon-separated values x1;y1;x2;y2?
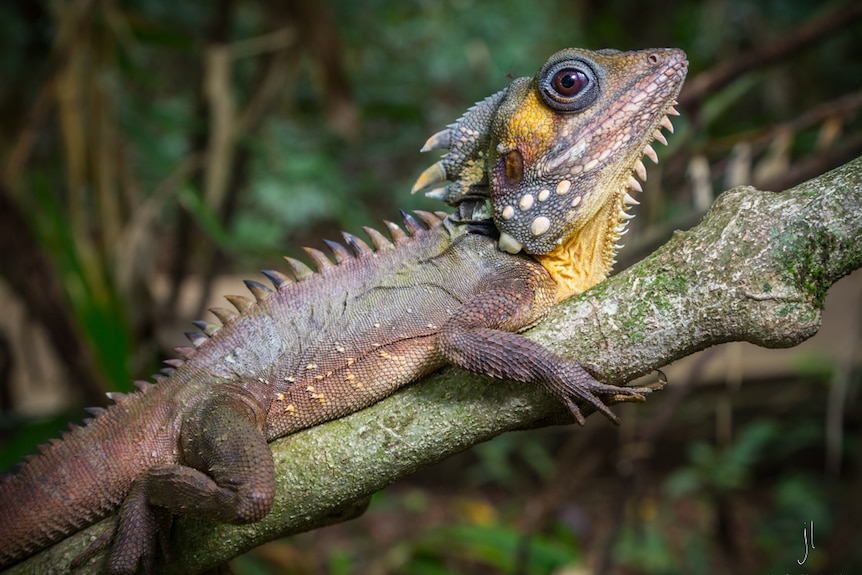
0;47;687;574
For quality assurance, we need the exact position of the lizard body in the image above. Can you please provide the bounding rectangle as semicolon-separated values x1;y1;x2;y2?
0;47;687;573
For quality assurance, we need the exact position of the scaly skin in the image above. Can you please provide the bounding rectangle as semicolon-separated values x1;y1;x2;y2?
0;47;687;574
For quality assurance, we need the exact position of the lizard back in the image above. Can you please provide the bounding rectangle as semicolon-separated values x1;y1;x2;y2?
175;211;555;438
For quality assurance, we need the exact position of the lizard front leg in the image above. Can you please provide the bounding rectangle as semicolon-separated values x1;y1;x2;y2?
98;388;275;574
436;280;648;425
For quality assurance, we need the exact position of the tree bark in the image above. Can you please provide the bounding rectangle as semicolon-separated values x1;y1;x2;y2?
6;156;862;575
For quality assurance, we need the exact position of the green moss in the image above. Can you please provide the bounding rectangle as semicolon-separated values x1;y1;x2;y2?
776;304;793;318
618;307;647;345
795;236;832;309
652;269;690;303
772;220;837;310
606;263;693;346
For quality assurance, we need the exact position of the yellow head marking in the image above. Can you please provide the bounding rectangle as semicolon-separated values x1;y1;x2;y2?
498;89;555;164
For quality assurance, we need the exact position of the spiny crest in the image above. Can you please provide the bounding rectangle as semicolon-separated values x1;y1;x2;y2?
105;391;128;403
399;211;422;234
175;346;196;359
323;239;351;263
261;269;292;289
301;248;332;271
192;320;219;336
184;331;207;348
384;220;408;243
412;87;509;204
133;380;153;391
171;210;447;364
342;232;372;256
18;381;158;466
55;210;449;444
279;257;310;280
79;389;129;422
225;294;254;313
243;280;273;302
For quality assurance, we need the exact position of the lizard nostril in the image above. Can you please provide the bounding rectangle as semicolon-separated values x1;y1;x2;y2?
648;53;659;64
504;150;524;184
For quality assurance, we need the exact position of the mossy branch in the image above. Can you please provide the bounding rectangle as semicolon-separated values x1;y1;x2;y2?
8;156;862;575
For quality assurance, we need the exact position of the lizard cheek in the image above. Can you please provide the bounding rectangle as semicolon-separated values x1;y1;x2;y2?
503;150;524;184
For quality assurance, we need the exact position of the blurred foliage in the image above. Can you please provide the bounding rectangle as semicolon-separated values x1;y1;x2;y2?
0;0;860;573
612;418;847;574
664;420;780;496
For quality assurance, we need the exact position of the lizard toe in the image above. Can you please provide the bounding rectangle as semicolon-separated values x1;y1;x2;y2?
544;362;623;425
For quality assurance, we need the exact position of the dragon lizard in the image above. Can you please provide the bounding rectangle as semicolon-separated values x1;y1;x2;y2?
0;47;687;573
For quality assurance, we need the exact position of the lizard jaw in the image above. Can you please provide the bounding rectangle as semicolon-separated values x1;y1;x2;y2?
609;104;681;255
533;104;681;303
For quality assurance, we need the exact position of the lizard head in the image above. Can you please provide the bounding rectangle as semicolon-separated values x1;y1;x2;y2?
413;47;688;301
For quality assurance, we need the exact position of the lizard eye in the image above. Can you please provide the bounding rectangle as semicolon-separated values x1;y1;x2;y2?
538;57;599;112
551;69;589;97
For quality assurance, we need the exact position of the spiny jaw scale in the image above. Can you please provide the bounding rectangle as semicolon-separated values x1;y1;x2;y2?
611;108;677;251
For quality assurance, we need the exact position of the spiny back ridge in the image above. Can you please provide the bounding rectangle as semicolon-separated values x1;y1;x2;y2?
19;211;449;447
169;210;447;365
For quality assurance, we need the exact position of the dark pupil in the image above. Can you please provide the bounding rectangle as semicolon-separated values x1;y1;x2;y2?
553;69;587;96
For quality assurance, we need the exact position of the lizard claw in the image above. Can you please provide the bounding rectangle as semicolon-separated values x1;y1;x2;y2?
546;361;656;426
598;369;667;405
561;396;589;426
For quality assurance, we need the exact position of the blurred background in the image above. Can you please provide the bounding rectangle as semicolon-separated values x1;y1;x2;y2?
1;0;861;573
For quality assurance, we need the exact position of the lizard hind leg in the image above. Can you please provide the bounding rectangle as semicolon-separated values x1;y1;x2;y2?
95;391;275;574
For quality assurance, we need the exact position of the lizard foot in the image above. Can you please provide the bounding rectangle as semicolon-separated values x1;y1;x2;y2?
93;477;170;575
70;519;117;571
70;507;171;575
542;361;654;426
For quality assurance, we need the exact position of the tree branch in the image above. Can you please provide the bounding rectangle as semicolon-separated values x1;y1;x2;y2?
7;156;862;574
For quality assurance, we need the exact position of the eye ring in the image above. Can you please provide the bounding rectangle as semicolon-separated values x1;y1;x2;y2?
538;57;599;112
